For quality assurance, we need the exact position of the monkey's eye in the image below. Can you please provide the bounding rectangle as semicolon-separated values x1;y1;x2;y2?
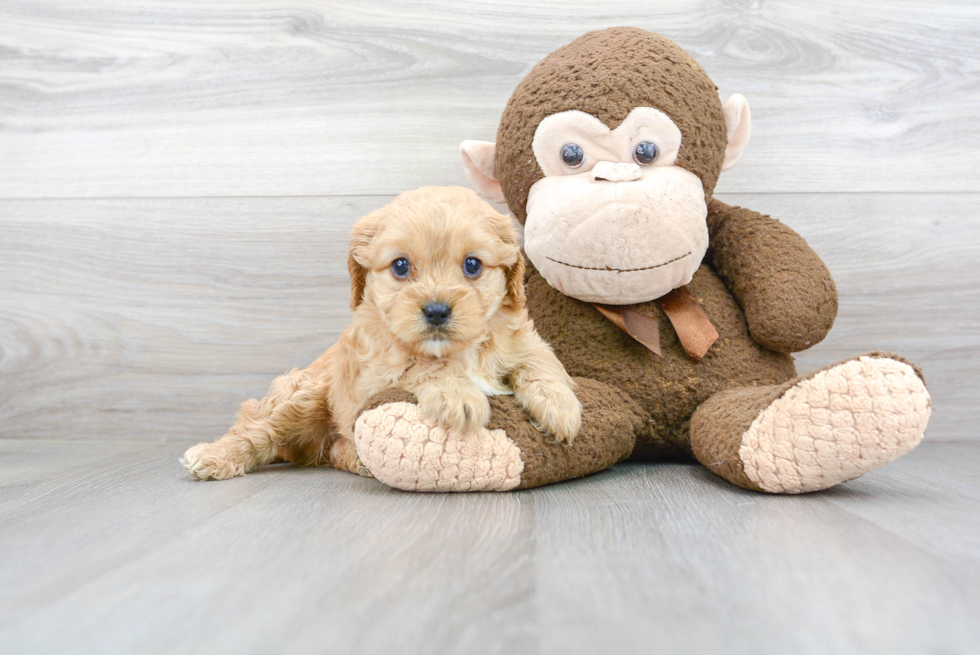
391;258;411;279
633;141;659;166
463;256;483;277
561;143;585;168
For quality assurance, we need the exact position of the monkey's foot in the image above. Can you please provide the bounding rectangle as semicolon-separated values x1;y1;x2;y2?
691;353;931;494
354;399;524;492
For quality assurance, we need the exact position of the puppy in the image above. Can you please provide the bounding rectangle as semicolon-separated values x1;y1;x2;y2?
182;186;582;480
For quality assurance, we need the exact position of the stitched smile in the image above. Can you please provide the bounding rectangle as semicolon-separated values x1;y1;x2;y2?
546;251;691;273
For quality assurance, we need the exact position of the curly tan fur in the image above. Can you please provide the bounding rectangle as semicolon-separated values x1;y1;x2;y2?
182;186;581;481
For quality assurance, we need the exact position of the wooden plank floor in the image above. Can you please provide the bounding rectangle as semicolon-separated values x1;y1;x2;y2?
1;440;978;655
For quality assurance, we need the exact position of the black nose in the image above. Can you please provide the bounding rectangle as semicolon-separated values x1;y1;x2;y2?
422;302;452;326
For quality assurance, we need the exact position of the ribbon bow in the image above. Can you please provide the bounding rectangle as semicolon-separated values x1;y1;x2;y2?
594;286;718;362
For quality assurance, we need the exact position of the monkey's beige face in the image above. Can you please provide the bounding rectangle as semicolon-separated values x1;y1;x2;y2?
523;107;709;305
351;188;523;358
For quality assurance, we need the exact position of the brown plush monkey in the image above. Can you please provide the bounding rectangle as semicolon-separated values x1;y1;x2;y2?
352;27;931;493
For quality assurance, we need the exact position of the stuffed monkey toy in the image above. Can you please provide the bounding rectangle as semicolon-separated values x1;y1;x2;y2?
353;27;931;493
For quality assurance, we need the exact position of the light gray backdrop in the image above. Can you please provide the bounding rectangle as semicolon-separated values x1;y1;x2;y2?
1;0;977;441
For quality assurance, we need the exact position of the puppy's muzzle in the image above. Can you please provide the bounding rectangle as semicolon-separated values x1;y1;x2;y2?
422;302;452;326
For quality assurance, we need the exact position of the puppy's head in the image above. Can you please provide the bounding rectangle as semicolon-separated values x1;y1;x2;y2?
348;186;525;357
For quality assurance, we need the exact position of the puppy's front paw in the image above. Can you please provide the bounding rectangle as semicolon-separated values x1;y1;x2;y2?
181;442;245;481
417;384;491;435
524;384;583;444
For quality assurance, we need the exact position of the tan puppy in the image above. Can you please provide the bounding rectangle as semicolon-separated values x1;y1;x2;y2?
182;186;582;480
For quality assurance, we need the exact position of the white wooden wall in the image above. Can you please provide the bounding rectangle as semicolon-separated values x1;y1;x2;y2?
1;0;977;441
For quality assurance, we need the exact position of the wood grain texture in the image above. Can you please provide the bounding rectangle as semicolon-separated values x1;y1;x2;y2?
534;451;980;654
0;440;536;655
1;193;975;442
0;439;977;654
1;0;978;197
1;5;976;653
0;196;364;441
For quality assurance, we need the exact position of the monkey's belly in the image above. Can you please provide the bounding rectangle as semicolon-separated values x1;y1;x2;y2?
525;263;797;459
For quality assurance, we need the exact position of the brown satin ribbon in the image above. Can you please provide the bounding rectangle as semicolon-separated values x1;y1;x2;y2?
594;303;662;356
594;286;719;362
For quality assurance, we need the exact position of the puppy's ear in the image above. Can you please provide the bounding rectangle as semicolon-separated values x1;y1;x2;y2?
482;206;525;309
484;206;520;250
348;209;382;310
504;251;527;309
348;252;367;311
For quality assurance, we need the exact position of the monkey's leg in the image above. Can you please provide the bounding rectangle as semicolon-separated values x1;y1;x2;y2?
182;369;332;480
690;352;930;493
352;378;642;492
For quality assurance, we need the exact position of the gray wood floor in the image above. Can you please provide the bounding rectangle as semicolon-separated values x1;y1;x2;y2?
3;1;980;653
1;441;978;655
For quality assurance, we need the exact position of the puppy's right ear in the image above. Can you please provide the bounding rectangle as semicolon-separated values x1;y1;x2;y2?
348;209;382;311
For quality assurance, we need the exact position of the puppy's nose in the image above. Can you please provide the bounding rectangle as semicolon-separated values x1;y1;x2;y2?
422;302;452;326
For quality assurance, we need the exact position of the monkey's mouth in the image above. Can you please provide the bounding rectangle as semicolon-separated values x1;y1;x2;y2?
546;251;691;274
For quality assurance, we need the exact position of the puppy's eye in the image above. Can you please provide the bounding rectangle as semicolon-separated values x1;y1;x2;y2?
561;143;584;168
390;258;411;279
463;257;483;278
633;141;659;166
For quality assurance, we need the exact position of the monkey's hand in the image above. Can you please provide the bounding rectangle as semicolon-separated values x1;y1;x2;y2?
415;378;491;436
707;199;838;353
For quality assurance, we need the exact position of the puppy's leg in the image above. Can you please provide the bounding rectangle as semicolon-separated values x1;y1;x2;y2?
511;334;582;443
182;368;332;480
328;438;374;478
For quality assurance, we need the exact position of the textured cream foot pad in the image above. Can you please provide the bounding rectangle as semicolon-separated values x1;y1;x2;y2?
354;402;524;492
740;356;931;494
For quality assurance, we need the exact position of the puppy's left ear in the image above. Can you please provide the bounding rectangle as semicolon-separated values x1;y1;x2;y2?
504;252;527;309
348;209;382;311
484;208;526;309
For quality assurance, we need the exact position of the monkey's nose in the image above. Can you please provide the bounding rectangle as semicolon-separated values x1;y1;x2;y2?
422;302;452;326
592;161;641;183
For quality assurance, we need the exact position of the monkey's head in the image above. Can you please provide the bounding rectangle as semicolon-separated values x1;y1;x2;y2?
460;28;751;305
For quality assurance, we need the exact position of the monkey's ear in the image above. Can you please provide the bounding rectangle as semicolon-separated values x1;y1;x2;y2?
460;140;507;204
721;94;752;171
348;210;382;311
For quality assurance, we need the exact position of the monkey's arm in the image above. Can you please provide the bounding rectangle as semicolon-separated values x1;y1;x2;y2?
706;199;838;353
